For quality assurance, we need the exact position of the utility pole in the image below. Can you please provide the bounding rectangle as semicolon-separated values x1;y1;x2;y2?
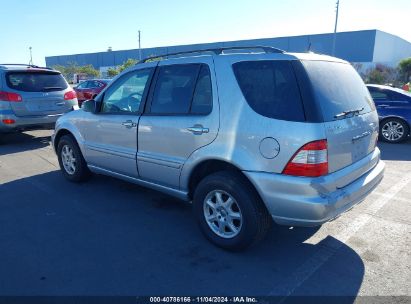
138;30;142;60
29;46;33;65
332;0;340;56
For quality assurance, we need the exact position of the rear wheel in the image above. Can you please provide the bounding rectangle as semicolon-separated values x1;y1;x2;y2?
380;118;409;143
57;135;91;182
193;171;271;251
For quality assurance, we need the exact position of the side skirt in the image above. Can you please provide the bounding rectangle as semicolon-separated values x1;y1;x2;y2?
88;165;190;202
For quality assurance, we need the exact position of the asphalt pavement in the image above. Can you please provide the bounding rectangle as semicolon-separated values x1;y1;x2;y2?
0;130;410;301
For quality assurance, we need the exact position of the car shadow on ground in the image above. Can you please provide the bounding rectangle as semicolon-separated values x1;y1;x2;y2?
0;131;51;156
0;170;364;301
378;138;411;161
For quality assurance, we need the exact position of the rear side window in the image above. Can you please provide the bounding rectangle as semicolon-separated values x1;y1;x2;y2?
6;72;68;92
368;87;389;101
232;60;305;121
302;61;375;121
150;64;212;115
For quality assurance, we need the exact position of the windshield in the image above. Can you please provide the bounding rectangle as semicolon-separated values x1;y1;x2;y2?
6;71;68;92
302;61;375;121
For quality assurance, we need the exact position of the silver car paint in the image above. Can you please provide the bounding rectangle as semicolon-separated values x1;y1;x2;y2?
53;52;384;226
0;66;77;132
137;56;219;188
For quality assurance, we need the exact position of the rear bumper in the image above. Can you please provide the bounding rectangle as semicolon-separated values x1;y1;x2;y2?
0;113;62;133
244;148;385;227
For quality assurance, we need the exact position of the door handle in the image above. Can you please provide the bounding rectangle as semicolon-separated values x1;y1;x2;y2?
187;125;209;135
377;104;389;108
122;120;137;128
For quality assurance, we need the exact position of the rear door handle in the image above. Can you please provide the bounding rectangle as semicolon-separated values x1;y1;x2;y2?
122;120;137;128
187;125;209;135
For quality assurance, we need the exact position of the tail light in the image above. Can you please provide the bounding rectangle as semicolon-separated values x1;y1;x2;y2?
283;140;328;177
64;90;77;100
2;119;15;124
0;91;22;102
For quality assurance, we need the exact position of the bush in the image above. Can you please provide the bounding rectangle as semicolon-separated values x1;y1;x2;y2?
364;64;398;85
398;57;411;82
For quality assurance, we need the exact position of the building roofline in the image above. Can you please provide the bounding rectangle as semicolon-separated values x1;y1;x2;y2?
46;29;401;59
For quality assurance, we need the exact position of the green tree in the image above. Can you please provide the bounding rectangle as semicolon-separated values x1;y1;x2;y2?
52;62;99;82
107;67;119;77
364;64;398;85
398;57;411;82
118;58;138;72
78;64;99;77
105;59;139;78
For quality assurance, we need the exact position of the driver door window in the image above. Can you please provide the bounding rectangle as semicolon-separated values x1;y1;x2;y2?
101;68;152;113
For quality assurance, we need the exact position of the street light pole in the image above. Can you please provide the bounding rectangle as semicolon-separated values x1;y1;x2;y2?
332;0;340;56
29;46;33;65
138;30;142;60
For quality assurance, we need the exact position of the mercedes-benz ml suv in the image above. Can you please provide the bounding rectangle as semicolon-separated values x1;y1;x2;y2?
52;47;384;250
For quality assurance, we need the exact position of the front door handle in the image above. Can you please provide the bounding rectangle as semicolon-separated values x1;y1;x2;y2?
122;120;137;128
377;104;389;108
187;125;209;135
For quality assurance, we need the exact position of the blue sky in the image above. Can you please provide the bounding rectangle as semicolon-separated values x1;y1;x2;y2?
0;0;409;66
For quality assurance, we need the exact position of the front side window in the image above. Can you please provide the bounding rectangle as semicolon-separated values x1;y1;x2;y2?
149;64;212;115
233;60;305;121
6;72;68;92
101;68;152;114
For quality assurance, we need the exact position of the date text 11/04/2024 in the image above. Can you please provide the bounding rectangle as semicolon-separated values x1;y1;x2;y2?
148;297;258;303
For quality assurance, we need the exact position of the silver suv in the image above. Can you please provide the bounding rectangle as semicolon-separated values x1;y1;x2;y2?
0;64;78;133
52;47;385;250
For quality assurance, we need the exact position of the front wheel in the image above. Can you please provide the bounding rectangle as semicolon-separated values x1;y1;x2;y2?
57;135;91;182
380;118;409;143
193;171;271;251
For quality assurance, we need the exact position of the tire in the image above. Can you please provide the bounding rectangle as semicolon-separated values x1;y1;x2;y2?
57;135;91;182
193;171;271;251
379;118;409;143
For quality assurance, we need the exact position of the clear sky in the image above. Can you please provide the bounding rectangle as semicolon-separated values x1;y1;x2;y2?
0;0;409;66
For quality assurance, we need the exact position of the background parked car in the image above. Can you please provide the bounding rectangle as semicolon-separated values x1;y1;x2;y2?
367;84;411;143
0;64;78;134
74;79;110;106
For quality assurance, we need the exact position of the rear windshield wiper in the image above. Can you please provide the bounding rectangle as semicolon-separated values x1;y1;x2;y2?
42;87;64;91
334;107;364;119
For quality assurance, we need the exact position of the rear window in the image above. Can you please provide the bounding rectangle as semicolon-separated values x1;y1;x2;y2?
6;72;68;92
233;60;305;122
302;61;375;121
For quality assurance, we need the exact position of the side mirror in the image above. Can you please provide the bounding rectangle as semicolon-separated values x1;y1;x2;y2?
82;99;101;113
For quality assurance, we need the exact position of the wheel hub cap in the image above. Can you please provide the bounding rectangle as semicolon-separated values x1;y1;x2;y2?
382;121;404;141
61;145;77;175
203;190;243;239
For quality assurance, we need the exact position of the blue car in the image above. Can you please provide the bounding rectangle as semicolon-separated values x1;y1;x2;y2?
367;84;411;143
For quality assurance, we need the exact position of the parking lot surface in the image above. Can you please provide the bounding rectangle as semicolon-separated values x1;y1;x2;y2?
0;130;410;300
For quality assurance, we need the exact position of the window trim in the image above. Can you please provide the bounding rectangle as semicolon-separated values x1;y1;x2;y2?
144;63;213;116
98;67;155;116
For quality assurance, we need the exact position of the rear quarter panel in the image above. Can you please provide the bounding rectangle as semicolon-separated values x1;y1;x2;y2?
179;54;326;190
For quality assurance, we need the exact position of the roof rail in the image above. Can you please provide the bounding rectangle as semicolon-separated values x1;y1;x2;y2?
0;64;52;70
139;46;284;63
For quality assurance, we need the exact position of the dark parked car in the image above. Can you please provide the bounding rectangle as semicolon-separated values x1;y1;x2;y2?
74;79;110;106
367;84;411;143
